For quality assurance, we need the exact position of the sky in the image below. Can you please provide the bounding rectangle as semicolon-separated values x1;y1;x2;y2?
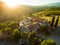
0;0;60;7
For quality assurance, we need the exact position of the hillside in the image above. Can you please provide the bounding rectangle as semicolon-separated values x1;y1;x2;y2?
11;2;60;16
46;2;60;7
33;7;60;16
0;2;60;20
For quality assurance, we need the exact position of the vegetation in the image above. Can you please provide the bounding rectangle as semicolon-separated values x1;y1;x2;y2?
50;16;55;27
54;16;59;27
41;39;56;45
12;29;21;41
0;1;60;45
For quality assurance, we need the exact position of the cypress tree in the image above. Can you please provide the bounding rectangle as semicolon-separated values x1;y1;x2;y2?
50;16;55;27
54;16;59;27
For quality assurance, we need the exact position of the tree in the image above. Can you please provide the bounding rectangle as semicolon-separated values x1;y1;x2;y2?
30;37;39;45
12;29;21;41
37;24;50;35
54;16;59;27
50;16;55;27
21;32;28;39
0;23;6;29
41;39;56;45
4;27;11;33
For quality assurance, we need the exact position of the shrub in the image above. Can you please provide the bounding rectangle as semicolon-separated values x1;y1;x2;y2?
41;39;56;45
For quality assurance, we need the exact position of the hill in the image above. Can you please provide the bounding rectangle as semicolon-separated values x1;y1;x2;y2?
14;2;60;15
46;2;60;7
0;2;60;20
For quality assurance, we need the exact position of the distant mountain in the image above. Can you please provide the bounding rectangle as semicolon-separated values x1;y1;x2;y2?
46;2;60;7
8;2;60;18
17;2;60;12
1;2;60;19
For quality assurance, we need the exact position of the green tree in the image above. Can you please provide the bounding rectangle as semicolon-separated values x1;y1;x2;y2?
50;16;55;27
54;16;59;27
21;32;28;39
41;39;56;45
12;29;21;41
4;27;11;31
37;25;50;35
0;23;6;29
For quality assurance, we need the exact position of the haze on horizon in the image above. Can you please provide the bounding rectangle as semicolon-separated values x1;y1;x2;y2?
0;0;60;7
